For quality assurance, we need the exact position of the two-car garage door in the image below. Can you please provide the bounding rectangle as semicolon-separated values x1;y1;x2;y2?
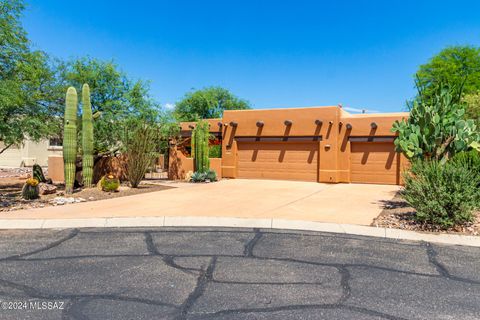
237;142;318;182
236;141;399;184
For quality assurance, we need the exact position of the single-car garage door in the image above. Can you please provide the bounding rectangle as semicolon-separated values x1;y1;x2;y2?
237;142;318;182
350;142;399;185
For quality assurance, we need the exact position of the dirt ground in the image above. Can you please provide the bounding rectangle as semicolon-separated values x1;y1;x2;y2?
0;175;174;212
373;192;480;236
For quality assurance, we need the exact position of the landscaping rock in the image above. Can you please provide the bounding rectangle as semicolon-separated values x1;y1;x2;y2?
39;183;57;195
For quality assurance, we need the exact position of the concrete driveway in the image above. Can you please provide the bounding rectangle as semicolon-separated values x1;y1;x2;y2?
0;179;400;225
0;227;478;320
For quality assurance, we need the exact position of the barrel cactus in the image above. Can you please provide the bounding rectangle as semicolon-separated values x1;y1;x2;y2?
100;174;120;192
82;84;94;188
63;87;78;194
22;178;39;200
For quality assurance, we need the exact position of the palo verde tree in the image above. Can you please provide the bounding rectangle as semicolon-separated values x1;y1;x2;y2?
392;83;480;161
0;0;62;154
191;120;210;173
174;87;250;121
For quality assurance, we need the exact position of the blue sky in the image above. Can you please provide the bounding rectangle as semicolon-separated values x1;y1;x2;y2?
24;0;480;113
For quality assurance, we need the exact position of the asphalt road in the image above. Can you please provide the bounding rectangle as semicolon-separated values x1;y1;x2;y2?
0;227;478;320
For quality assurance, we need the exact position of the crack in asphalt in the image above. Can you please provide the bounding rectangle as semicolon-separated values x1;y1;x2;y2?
243;228;263;257
0;228;478;320
177;257;217;320
1;228;80;261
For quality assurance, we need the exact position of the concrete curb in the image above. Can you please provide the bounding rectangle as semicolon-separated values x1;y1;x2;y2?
1;216;479;247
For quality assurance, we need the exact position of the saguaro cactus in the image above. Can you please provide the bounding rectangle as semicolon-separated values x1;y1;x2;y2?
192;120;210;173
63;87;78;194
82;84;94;187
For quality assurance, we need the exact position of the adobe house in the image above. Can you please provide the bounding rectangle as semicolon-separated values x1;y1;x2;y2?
169;106;409;185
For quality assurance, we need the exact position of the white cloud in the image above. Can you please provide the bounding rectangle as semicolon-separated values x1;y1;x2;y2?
164;103;175;110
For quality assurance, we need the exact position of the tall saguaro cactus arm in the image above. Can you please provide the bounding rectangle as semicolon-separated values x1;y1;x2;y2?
192;120;210;173
63;87;78;194
82;84;94;187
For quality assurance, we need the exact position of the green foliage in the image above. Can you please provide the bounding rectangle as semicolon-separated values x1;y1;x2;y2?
22;178;39;200
416;46;480;101
63;87;78;194
174;87;250;121
190;171;207;183
122;120;160;188
206;169;217;182
403;159;480;229
32;164;46;183
452;150;480;176
100;174;120;192
82;84;94;187
209;144;222;158
0;0;62;154
463;92;480;124
192;120;210;173
392;84;480;160
59;57;166;154
190;170;217;183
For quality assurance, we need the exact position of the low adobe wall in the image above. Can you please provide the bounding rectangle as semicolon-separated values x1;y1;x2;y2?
168;146;223;180
48;155;64;183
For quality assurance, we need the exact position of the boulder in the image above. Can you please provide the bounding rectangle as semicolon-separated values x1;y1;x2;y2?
38;183;57;195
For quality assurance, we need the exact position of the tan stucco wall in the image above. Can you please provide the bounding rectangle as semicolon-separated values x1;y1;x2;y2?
171;106;409;184
0;140;62;167
220;106;408;183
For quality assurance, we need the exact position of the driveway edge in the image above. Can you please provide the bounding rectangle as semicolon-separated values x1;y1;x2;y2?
1;216;479;247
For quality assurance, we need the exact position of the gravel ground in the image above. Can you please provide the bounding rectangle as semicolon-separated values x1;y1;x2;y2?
373;192;480;236
0;175;174;212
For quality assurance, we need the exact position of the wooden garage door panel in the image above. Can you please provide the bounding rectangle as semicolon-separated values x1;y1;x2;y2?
350;142;398;185
237;142;318;182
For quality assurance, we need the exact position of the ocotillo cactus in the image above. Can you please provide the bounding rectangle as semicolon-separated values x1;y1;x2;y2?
192;120;210;173
63;87;78;194
82;84;94;187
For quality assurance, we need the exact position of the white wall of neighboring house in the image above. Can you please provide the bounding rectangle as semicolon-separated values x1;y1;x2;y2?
0;140;62;167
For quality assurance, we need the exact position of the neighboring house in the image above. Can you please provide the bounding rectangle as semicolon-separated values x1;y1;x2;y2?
0;139;63;167
169;105;409;185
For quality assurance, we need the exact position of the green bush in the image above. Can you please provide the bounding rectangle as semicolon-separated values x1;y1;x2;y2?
403;159;480;228
206;169;217;182
190;169;218;183
452;150;480;175
191;171;207;183
209;145;222;158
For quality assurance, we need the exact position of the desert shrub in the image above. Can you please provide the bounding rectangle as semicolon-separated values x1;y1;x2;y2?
452;150;480;175
123;122;160;188
191;171;207;183
100;174;120;192
22;178;39;200
206;169;217;182
403;159;480;228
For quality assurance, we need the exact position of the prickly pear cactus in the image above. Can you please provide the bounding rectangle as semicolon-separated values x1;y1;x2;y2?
63;87;78;194
82;84;94;188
